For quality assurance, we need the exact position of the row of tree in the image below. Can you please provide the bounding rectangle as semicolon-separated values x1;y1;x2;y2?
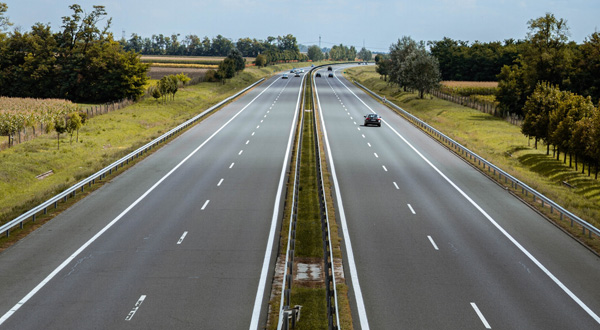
496;14;600;117
522;82;600;178
0;4;148;103
120;33;305;60
375;37;441;99
429;38;521;81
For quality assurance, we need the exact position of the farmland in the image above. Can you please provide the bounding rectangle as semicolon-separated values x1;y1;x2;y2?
0;97;79;148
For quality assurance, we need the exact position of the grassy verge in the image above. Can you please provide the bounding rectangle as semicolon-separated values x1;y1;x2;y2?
345;66;600;251
0;62;326;246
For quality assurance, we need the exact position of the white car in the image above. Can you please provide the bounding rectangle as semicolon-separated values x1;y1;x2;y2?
282;73;289;79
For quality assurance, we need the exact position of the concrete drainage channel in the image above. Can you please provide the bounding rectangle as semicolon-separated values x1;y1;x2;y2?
272;66;343;330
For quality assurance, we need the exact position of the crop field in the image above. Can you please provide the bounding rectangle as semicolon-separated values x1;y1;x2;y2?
147;66;210;80
0;97;79;148
141;55;256;66
440;81;498;97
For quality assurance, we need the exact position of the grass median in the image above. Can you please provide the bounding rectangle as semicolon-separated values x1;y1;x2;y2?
345;65;600;252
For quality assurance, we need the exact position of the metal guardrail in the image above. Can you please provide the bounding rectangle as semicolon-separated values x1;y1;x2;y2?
354;81;600;240
278;72;307;330
1;78;265;237
314;69;341;329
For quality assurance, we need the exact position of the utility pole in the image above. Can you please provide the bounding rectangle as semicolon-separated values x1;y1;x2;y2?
319;35;321;49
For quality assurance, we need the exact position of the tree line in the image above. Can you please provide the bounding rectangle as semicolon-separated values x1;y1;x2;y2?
375;36;441;99
0;3;148;103
121;33;307;65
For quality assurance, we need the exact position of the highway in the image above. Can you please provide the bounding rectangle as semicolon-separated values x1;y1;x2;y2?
0;72;306;329
315;65;600;329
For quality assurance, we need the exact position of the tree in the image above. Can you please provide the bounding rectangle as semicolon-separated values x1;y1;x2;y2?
496;64;527;117
571;32;600;104
216;57;236;83
521;82;561;152
400;48;441;98
151;86;161;103
176;72;191;85
307;45;323;61
254;54;267;67
549;91;594;164
388;36;420;89
227;48;245;72
53;117;67;150
65;112;82;144
376;58;391;81
0;2;12;32
357;47;372;61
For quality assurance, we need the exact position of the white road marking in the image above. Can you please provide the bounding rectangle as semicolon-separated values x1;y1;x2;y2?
362;134;366;138
382;165;388;172
239;150;243;155
246;140;250;145
177;231;188;245
407;204;416;214
335;76;600;325
125;295;146;321
229;162;235;169
374;153;379;158
252;132;255;136
367;142;371;147
354;121;357;125
350;117;353;120
428;236;439;250
256;125;260;129
260;119;263;123
217;178;224;186
201;200;210;210
357;127;361;131
471;303;491;329
264;114;267;118
393;182;399;189
0;76;284;327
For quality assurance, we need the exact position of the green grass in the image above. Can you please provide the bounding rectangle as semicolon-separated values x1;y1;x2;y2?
290;287;327;330
346;66;600;247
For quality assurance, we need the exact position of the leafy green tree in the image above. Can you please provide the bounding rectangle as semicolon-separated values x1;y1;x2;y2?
549;91;594;164
521;82;561;152
496;64;527;116
176;72;191;85
254;54;267;67
216;58;236;84
376;58;391;81
357;47;372;61
388;36;420;89
400;48;441;99
572;32;600;104
53;117;67;150
307;45;323;61
151;86;161;103
227;48;245;72
0;2;11;32
65;112;82;144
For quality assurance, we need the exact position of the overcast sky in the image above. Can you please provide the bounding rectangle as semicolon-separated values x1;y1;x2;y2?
3;0;599;51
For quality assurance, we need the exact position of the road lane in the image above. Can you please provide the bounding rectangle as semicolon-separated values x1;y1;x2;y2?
0;72;306;329
316;65;600;329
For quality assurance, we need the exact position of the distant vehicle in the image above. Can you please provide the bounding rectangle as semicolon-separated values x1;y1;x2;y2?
328;73;334;78
311;64;315;67
295;72;300;77
327;66;332;71
282;73;289;79
290;69;295;73
364;113;381;127
316;72;321;77
300;69;304;73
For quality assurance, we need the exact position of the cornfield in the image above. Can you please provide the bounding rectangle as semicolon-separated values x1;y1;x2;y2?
440;81;498;97
0;97;78;143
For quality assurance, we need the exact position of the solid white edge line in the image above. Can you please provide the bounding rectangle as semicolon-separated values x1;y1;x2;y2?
0;76;282;326
471;302;492;329
427;235;439;251
336;75;600;325
177;231;188;245
316;76;370;329
249;75;303;329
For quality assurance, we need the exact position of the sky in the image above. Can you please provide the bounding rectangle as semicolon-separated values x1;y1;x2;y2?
3;0;599;52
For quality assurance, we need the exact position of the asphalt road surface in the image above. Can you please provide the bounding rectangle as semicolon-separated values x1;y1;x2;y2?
0;71;307;330
315;65;600;330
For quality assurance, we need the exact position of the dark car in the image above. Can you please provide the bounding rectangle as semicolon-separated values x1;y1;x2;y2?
364;113;381;127
316;72;321;77
328;73;334;78
327;66;332;71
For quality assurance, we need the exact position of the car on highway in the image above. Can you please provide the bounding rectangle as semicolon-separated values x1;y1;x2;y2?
290;69;295;73
364;113;382;127
327;66;332;71
295;72;301;77
316;72;321;77
328;73;334;78
282;73;289;79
